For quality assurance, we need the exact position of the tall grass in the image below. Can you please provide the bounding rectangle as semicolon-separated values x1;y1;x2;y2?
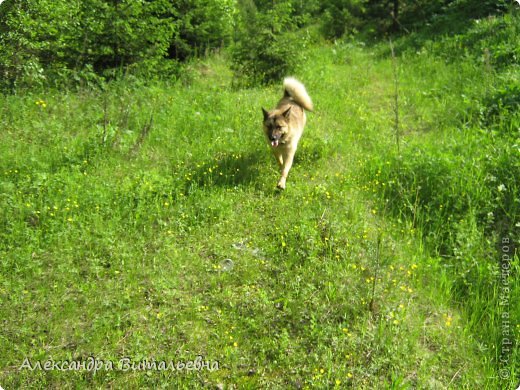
360;11;519;386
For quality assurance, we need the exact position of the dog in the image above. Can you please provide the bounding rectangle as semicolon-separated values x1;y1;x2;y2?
262;77;313;189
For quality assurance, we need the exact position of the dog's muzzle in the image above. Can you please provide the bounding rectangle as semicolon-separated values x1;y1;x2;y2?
270;135;281;147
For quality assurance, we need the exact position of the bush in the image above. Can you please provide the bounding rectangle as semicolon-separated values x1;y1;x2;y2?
0;0;235;91
168;0;235;60
320;0;365;39
231;1;304;86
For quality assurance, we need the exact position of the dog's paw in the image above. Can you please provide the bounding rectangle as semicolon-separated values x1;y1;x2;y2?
276;175;287;190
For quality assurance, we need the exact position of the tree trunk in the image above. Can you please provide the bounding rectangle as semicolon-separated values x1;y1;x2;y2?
392;0;399;32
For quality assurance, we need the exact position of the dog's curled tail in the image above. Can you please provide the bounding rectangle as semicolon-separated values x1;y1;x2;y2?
283;77;313;112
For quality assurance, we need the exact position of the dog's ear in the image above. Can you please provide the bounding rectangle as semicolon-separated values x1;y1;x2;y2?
262;108;269;120
282;107;292;119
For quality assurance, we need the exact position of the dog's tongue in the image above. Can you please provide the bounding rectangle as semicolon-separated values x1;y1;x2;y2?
271;140;279;147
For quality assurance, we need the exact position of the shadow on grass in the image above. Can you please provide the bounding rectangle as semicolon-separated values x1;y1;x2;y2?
187;150;267;190
186;140;329;192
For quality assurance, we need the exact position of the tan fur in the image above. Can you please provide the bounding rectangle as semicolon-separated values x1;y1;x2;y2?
262;78;313;189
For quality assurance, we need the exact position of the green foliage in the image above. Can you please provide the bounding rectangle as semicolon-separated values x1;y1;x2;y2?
0;0;175;90
0;0;235;91
368;138;518;257
168;0;236;60
1;0;514;90
479;82;520;132
320;0;365;39
0;0;81;90
231;0;305;86
358;10;519;383
361;0;511;37
365;129;519;380
79;0;174;73
405;12;520;69
418;0;511;31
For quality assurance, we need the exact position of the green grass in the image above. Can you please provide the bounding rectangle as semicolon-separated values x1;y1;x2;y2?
1;14;519;388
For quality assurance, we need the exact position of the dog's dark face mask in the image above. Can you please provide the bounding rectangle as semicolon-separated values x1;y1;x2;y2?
262;107;291;148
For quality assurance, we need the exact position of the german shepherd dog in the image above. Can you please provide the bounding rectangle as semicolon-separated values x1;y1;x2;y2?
262;77;313;189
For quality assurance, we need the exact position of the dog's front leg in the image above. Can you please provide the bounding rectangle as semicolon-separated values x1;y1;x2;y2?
272;148;284;169
277;147;296;190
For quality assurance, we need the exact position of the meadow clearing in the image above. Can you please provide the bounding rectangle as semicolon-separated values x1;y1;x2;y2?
1;7;519;389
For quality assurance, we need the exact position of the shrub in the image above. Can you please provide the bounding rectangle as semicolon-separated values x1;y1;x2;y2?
0;0;235;91
168;0;236;61
231;1;304;86
320;0;365;39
